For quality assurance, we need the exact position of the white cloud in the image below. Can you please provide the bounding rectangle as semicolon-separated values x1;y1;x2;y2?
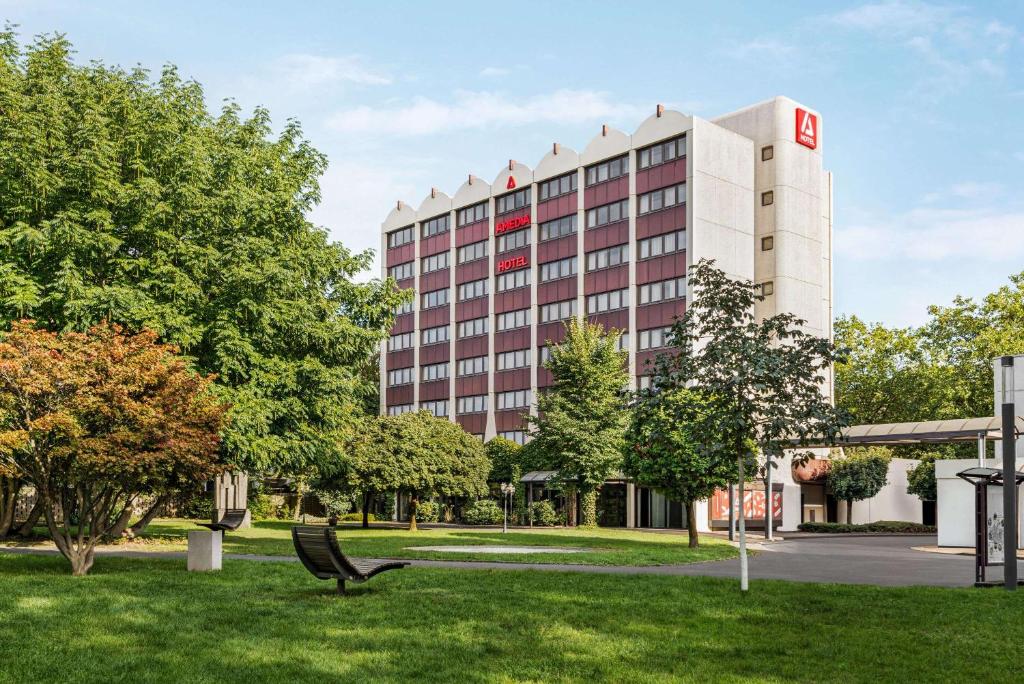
829;1;957;36
479;66;510;78
326;89;649;136
271;54;391;89
732;38;797;60
838;207;1024;262
950;181;1003;200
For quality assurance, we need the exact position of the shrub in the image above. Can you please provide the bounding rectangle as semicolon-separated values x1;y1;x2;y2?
530;500;559;527
341;512;375;522
797;520;936;534
249;492;280;521
415;501;440;523
313;489;352;519
178;493;212;520
462;499;504;525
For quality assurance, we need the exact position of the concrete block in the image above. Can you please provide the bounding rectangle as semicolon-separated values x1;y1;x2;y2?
188;530;223;571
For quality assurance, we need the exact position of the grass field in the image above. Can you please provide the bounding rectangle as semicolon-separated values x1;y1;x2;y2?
1;553;1022;683
4;518;739;566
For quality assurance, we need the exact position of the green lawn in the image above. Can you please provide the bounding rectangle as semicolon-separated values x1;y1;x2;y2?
7;518;739;566
1;554;1022;683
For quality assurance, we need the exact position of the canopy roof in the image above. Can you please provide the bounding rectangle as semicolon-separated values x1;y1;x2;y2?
798;416;1024;448
956;467;1024;486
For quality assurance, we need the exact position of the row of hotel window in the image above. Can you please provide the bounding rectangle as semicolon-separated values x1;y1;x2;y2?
386;391;531;416
386;163;686;250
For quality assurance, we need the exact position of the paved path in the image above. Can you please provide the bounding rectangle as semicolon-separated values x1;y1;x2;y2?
0;535;979;587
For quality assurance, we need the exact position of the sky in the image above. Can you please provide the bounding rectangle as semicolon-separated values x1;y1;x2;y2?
3;0;1022;328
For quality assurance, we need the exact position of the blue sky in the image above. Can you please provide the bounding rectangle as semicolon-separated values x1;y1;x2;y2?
4;0;1023;327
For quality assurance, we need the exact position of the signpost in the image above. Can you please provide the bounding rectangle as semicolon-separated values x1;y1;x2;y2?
999;356;1018;590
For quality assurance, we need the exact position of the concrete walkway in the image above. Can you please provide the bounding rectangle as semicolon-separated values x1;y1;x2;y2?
0;534;979;587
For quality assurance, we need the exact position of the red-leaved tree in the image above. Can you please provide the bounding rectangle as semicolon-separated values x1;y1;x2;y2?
0;321;227;575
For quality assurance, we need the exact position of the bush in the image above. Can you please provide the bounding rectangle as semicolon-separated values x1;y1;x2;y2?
177;493;212;520
249;492;282;521
340;512;375;522
462;499;504;525
529;500;559;527
797;520;936;534
415;501;440;523
313;489;352;519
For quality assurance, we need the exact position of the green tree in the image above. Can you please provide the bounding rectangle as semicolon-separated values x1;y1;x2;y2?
485;437;523;484
623;387;738;547
529;319;628;527
0;31;407;500
828;448;891;522
662;259;848;591
906;451;943;502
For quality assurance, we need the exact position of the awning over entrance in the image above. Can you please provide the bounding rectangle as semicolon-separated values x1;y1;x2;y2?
520;471;559;483
797;416;1024;448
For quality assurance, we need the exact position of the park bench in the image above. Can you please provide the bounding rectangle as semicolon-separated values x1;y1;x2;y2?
197;508;248;532
292;525;410;594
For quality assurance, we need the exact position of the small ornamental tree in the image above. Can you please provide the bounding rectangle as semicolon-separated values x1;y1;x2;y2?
624;387;739;548
529;319;629;527
828;448;891;522
906;452;943;502
485;437;523;484
340;417;407;528
0;321;226;575
661;259;848;591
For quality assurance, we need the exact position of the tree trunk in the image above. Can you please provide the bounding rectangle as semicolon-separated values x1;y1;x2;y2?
846;499;853;525
362;492;371;529
738;454;749;593
686;500;699;548
565;487;577;527
579;488;598;527
68;546;96;577
129;493;173;535
15;499;43;538
408;495;418;532
104;505;134;541
0;477;19;538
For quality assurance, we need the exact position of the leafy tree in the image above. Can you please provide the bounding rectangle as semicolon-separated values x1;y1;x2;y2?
623;387;738;547
0;31;407;503
906;451;944;502
827;448;891;522
485;437;523;484
661;259;848;591
529;318;629;527
0;321;226;575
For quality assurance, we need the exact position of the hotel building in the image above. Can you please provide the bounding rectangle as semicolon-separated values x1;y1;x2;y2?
379;96;833;530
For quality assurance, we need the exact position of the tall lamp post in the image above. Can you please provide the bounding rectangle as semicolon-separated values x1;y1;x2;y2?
999;357;1018;590
501;483;516;534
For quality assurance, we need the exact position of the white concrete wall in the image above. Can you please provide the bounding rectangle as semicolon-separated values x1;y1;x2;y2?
936;457;1024;548
837;458;923;524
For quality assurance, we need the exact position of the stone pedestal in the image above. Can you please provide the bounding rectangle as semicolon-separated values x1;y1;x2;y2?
187;530;223;571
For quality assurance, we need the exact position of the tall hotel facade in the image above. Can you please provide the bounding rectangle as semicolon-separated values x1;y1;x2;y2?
380;96;833;529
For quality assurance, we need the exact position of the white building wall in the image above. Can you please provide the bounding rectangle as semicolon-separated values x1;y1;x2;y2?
937;458;1024;548
838;458;923;524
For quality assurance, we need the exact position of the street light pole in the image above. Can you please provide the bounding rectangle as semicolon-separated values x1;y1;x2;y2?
501;483;515;534
1000;357;1017;590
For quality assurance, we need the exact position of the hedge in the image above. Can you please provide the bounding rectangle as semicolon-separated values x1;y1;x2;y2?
797;520;937;534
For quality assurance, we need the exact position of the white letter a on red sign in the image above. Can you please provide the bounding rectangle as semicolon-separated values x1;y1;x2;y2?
506;176;516;190
801;111;815;138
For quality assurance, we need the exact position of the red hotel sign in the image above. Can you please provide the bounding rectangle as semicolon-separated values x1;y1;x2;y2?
497;255;527;272
495;213;530;235
795;107;817;149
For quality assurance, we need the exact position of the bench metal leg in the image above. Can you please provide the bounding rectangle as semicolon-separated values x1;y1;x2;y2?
337;579;346;595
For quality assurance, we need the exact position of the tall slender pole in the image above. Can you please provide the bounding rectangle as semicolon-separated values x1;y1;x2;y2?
978;433;986;466
764;452;773;541
738;453;748;593
727;483;735;542
1002;399;1017;590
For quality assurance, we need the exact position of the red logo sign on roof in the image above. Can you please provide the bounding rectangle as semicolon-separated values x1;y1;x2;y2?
795;108;817;149
506;176;516;190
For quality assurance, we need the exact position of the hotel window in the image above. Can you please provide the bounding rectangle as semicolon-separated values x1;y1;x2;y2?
421;324;450;346
458;278;488;301
761;236;774;251
637;376;654;391
761;145;774;161
586;199;629;229
497;308;530;331
387;332;414;352
395;299;414;316
387;367;413;387
539;256;577;283
457;395;487;414
497;227;530;253
540;299;577;324
638;230;685;260
585;244;629;272
761;281;774;296
496;187;531;214
420;400;448;418
638;183;686;215
587;288;629;315
617;333;630;352
538;172;577;201
387;403;414;416
387;225;414;248
637;135;686;170
457;356;488;377
539;345;552;365
421;288;449;309
638;327;673;351
421;361;449;382
539;214;577;242
457;201;489;226
497;389;531;410
458;316;489;338
585;154;629;186
421;251;449;274
421;214;450;239
496;349;530;371
497;268;529;292
639;276;686;305
457;240;488;264
761;191;774;206
389;262;413;280
498;430;526;445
